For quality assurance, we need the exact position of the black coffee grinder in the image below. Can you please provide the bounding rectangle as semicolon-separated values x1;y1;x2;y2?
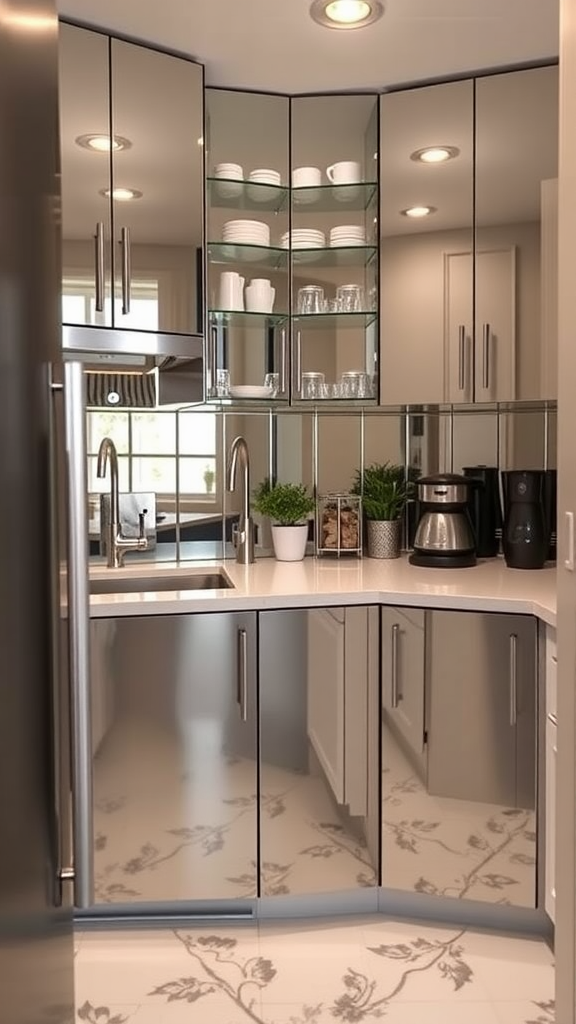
501;470;548;570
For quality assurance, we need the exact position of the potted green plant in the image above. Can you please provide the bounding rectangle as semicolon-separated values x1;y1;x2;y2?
203;464;215;494
253;479;315;561
351;462;413;559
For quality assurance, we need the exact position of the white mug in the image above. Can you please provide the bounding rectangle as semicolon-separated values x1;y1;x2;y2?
246;279;275;313
292;166;322;188
218;271;245;311
326;160;361;184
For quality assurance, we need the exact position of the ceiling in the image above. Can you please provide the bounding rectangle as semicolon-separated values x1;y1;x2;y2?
57;0;559;94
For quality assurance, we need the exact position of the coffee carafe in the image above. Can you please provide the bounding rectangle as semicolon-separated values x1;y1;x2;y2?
501;470;548;570
462;465;502;558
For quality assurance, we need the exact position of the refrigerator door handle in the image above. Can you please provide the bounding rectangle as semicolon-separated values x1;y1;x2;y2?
64;362;94;908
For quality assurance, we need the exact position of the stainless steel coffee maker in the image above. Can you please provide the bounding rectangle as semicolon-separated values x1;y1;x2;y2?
409;473;476;568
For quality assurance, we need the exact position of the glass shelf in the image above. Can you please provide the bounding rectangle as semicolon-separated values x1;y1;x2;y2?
291;245;378;268
208;242;289;269
209;310;288;328
292;311;377;330
207;177;288;213
206;395;289;408
292;181;378;212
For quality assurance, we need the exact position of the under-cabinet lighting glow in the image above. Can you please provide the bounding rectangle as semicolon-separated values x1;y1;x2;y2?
410;146;460;164
309;0;384;29
401;205;437;218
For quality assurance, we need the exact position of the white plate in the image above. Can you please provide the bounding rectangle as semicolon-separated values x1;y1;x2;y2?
229;385;274;399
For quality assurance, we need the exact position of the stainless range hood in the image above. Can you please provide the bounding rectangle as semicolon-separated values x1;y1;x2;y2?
62;326;205;408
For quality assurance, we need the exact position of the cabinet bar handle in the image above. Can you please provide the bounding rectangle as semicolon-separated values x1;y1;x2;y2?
391;623;400;709
209;324;218;397
64;363;94;908
280;327;287;395
237;628;248;723
295;329;302;394
120;226;131;315
482;323;491;390
509;633;518;726
94;222;104;313
458;325;465;391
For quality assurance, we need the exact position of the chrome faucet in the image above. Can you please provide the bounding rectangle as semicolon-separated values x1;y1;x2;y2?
96;436;148;568
226;435;255;565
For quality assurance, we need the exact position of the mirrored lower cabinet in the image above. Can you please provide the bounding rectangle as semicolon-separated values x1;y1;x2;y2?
88;604;539;913
381;608;537;909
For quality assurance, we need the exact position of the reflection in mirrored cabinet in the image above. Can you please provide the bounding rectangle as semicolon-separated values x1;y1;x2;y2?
475;65;558;402
291;95;379;403
259;607;379;896
381;608;537;908
206;90;290;402
380;80;474;405
59;23;204;337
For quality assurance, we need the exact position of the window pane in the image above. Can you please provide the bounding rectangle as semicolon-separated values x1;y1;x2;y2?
180;457;216;495
132;456;176;493
179;411;217;454
62;294;86;321
132;412;176;454
87;456;130;493
86;411;129;454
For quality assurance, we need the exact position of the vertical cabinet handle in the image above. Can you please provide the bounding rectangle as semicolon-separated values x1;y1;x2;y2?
509;633;518;726
564;511;575;570
458;325;465;391
237;628;248;723
295;329;302;394
94;222;104;313
482;323;491;390
120;226;131;315
280;327;287;395
64;362;94;908
391;623;400;709
209;324;218;397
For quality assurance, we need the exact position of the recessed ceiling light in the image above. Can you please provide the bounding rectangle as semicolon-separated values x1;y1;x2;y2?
76;133;132;153
99;187;143;201
400;205;437;218
310;0;384;29
410;146;460;164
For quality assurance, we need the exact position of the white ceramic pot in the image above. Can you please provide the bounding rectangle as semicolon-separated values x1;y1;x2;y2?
271;523;308;562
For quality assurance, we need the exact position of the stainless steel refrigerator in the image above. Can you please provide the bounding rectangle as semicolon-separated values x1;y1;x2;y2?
0;2;75;1021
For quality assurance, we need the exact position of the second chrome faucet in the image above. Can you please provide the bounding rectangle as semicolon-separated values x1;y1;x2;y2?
97;436;149;568
226;435;255;564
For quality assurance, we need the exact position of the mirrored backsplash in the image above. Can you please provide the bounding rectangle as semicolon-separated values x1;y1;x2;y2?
86;401;556;562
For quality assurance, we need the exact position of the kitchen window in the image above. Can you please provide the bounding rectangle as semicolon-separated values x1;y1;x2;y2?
86;408;218;506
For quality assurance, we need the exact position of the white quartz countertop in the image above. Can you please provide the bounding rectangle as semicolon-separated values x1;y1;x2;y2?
88;554;557;625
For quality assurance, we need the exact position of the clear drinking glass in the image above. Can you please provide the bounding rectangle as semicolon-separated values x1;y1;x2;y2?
336;284;364;313
215;369;230;397
264;372;280;397
297;285;324;314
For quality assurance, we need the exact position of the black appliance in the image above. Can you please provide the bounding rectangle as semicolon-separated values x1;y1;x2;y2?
543;468;558;562
501;470;548;570
462;465;502;558
409;473;476;568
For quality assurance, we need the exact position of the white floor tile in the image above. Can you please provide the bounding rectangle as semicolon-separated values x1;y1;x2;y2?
492;999;555;1024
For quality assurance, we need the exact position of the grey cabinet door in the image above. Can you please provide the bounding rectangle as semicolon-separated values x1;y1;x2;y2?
110;39;204;335
59;24;113;328
90;612;258;906
427;610;536;808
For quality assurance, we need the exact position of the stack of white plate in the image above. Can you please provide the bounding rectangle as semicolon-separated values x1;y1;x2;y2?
280;228;326;250
213;162;244;199
223;219;270;247
247;168;281;202
329;225;365;248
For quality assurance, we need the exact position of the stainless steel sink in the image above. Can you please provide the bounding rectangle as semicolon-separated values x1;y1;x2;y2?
90;571;234;595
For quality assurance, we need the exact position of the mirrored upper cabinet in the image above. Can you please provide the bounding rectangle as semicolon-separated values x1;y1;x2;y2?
380;65;558;405
380;80;474;406
59;24;204;338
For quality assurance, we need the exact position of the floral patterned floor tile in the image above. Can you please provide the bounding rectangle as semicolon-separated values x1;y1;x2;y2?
492;999;555;1024
456;931;554;1003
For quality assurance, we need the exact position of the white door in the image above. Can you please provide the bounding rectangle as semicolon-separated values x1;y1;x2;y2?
307;608;345;804
475;247;516;402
